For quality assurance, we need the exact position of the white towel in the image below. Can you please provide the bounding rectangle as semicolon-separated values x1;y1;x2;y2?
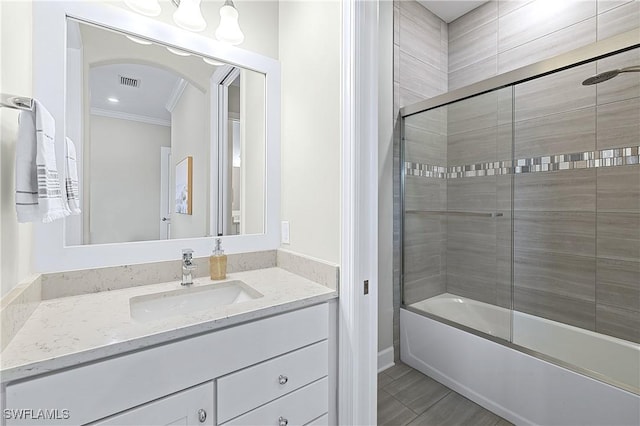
64;137;81;215
15;106;39;222
15;100;70;223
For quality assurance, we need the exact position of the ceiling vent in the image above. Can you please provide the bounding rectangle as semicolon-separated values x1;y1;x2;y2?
119;75;140;88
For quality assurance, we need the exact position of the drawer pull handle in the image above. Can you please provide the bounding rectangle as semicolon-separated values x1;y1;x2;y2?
279;416;288;426
198;409;207;423
278;375;289;385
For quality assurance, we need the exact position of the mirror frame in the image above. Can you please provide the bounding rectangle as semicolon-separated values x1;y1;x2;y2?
33;1;280;272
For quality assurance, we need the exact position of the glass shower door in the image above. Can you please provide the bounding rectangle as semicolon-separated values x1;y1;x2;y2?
402;86;514;342
511;46;640;393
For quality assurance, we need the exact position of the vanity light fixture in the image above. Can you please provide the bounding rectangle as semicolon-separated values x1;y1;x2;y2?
215;0;244;45
172;0;207;32
124;0;161;17
124;0;245;46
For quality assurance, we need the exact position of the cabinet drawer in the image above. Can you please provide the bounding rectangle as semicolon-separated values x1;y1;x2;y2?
221;377;328;426
91;381;214;426
217;340;328;423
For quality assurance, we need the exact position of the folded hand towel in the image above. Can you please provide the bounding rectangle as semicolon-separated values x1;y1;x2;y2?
15;100;70;223
64;137;81;215
15;107;39;222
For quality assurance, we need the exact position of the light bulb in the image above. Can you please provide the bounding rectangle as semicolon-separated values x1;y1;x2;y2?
124;0;161;17
215;1;244;45
173;0;206;32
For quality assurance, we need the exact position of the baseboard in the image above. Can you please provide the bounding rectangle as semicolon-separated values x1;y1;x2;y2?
377;346;395;373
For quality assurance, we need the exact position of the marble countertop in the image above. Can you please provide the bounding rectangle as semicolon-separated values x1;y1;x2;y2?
0;268;337;384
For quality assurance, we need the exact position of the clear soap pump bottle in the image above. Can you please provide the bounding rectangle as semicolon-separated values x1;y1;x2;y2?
210;238;227;280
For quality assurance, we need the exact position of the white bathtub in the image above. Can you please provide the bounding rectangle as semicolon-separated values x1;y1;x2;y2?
403;293;640;425
411;294;512;339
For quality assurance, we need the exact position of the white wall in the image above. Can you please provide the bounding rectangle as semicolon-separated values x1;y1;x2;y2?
0;0;34;297
279;0;341;264
378;0;394;356
170;84;210;239
240;70;265;235
89;115;170;244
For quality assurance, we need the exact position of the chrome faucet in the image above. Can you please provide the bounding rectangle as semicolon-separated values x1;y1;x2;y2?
181;249;196;286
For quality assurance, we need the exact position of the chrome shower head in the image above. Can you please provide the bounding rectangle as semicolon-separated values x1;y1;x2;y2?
582;66;640;85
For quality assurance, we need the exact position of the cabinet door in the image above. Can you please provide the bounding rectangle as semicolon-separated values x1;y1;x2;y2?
91;382;214;426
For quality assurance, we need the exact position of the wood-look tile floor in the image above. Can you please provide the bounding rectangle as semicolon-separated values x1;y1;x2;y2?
378;362;513;426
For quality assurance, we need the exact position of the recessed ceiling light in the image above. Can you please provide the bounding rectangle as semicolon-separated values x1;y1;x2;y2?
166;46;191;57
107;97;120;103
126;35;152;45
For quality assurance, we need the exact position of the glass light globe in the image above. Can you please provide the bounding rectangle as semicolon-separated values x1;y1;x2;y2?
215;1;244;45
173;0;207;32
124;0;161;17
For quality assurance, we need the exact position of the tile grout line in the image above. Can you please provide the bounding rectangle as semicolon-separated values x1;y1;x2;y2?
407;387;453;417
380;368;453;416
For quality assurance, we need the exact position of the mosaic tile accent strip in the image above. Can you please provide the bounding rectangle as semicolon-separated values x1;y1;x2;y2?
404;162;447;179
405;146;640;179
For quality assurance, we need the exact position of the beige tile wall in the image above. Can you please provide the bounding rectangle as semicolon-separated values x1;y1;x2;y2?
393;0;449;359
448;0;640;90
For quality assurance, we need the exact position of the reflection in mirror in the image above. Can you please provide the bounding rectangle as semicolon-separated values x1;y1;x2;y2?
64;19;265;246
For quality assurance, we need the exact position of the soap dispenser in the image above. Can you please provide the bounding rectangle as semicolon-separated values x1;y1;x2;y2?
210;238;227;280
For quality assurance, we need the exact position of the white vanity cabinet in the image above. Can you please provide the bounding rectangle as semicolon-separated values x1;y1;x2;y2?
3;303;332;426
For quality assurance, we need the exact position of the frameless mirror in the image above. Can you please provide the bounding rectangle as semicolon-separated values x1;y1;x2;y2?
64;19;266;246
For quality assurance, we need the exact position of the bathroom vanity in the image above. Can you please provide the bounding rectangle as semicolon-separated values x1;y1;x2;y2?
1;2;341;424
1;268;337;426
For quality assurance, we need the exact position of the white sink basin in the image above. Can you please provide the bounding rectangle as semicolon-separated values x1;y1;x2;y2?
130;280;263;321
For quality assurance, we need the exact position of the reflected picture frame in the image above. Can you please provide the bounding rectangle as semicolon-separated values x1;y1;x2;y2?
175;156;193;215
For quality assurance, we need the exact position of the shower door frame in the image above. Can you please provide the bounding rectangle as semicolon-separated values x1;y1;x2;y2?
399;28;640;394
